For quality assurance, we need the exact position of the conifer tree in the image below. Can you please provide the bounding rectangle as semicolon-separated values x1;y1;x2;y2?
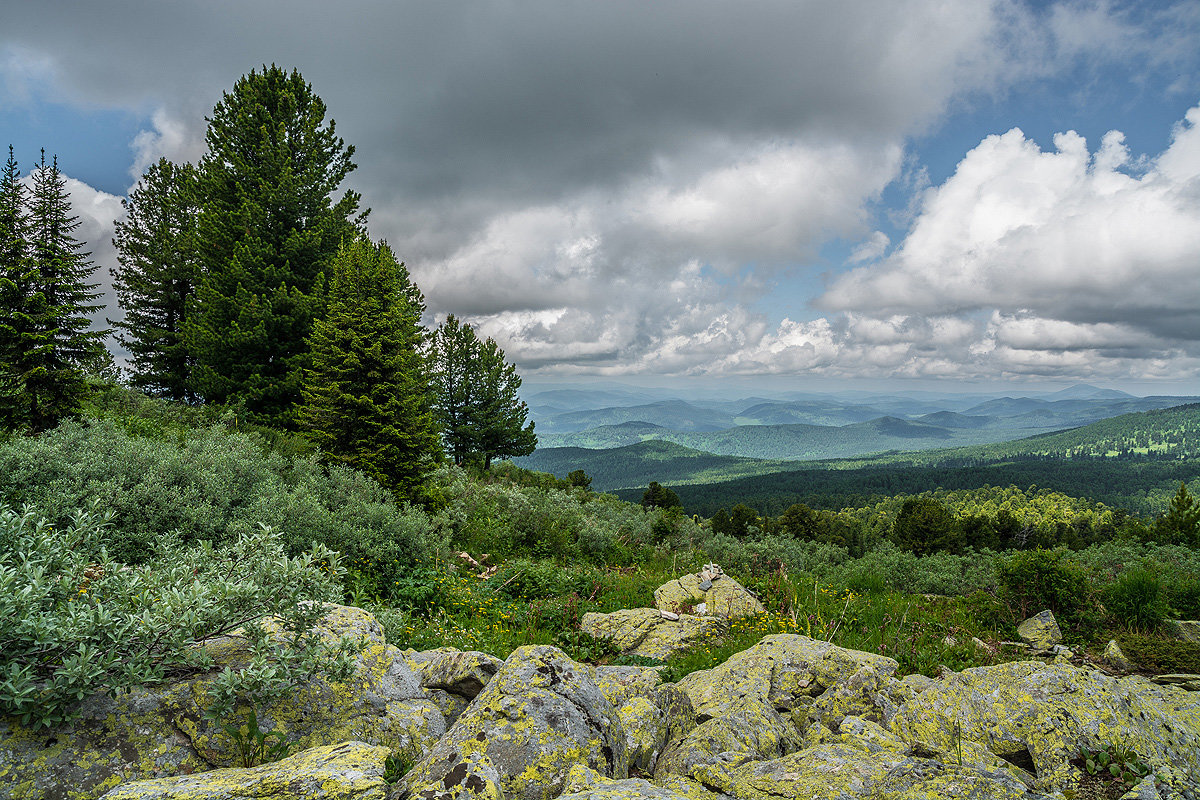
297;239;441;497
111;158;200;402
429;315;536;468
0;151;106;431
185;65;365;427
0;145;32;426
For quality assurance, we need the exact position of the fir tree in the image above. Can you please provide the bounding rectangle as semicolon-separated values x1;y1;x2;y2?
297;239;441;497
428;315;537;469
0;145;32;426
1156;481;1200;545
110;158;200;402
0;151;106;432
427;314;480;465
185;65;366;427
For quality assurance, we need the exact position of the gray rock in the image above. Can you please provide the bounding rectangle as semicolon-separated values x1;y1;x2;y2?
99;741;391;800
401;645;627;800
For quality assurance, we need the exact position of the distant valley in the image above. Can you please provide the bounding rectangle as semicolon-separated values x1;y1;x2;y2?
524;383;1198;466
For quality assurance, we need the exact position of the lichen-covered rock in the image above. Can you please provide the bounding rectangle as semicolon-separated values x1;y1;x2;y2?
0;605;444;800
689;742;1051;800
808;664;899;729
1104;639;1134;672
98;741;390;799
581;609;725;661
1016;610;1062;652
403;649;502;699
650;777;729;800
560;765;689;800
889;660;1200;794
653;700;802;780
653;575;763;619
400;646;627;800
401;751;503;800
592;667;695;775
674;634;899;719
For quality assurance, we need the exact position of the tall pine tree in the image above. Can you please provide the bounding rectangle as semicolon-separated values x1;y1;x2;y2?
429;315;536;469
110;158;200;402
0;151;106;432
185;65;365;427
297;238;441;497
0;145;33;427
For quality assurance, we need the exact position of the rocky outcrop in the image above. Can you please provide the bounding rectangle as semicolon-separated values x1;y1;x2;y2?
890;660;1200;793
581;609;725;661
0;605;444;800
98;741;391;800
654;568;764;619
402;648;502;727
14;605;1200;800
674;634;899;720
592;666;695;775
399;645;627;800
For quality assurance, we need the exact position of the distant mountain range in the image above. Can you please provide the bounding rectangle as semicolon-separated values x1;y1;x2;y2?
530;384;1198;461
516;402;1200;493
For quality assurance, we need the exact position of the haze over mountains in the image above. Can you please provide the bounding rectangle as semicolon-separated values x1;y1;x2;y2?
525;383;1197;461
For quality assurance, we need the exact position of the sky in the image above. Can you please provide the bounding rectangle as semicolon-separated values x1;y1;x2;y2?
3;0;1200;395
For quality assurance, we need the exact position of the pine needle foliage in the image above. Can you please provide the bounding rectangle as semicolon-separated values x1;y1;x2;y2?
297;238;441;498
185;65;365;428
429;315;537;469
110;158;201;402
0;149;106;432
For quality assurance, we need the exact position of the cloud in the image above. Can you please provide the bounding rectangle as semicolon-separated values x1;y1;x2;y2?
7;0;1199;386
821;106;1200;341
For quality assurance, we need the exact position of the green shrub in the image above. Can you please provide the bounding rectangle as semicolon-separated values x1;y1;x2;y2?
996;547;1090;622
0;419;438;597
0;503;357;728
1102;564;1169;631
1167;576;1200;619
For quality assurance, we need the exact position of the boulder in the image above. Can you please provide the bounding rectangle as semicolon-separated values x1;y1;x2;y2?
653;700;802;780
689;740;1050;800
403;649;502;699
654;574;763;619
581;609;725;661
560;765;690;800
98;741;391;800
890;660;1200;793
400;646;627;800
592;666;696;775
0;605;444;800
674;634;899;720
402;751;504;800
1103;639;1134;672
403;648;503;727
1016;610;1062;652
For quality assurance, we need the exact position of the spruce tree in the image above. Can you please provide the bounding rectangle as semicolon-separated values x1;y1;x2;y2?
0;151;107;432
186;65;365;427
429;315;537;468
0;145;33;427
110;158;200;402
297;239;441;497
428;314;484;465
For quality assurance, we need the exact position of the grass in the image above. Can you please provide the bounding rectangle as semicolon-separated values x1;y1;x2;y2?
364;553;1022;679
